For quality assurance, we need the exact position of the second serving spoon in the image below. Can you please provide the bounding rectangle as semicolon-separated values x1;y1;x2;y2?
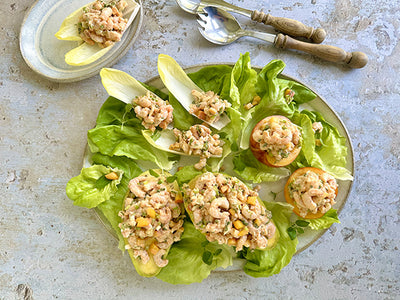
176;0;326;43
197;6;368;69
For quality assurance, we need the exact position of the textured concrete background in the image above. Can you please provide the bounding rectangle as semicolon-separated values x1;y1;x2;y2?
1;0;399;299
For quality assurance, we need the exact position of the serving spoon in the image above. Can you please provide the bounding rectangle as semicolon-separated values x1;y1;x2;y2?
197;6;368;69
176;0;326;43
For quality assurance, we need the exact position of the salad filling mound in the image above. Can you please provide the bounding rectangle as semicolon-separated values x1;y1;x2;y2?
133;91;174;132
118;173;184;268
184;172;276;251
252;116;301;163
288;169;338;218
189;90;231;124
169;125;224;170
78;0;128;48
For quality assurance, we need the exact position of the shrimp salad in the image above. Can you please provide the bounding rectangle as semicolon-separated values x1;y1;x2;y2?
133;91;174;132
183;173;276;251
118;173;184;268
77;0;129;48
252;116;301;162
189;90;231;123
288;170;338;218
169;125;224;170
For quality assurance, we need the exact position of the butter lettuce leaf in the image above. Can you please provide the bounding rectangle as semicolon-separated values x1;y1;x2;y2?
91;153;142;250
87;97;178;170
240;201;298;277
291;110;353;180
233;149;290;183
66;164;123;208
156;222;232;284
240;59;316;149
306;209;340;230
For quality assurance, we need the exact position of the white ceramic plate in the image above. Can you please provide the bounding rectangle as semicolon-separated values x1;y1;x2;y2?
85;63;354;271
19;0;143;83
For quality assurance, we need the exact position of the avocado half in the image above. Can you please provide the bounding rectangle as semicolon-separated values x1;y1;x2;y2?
183;173;279;251
122;169;183;277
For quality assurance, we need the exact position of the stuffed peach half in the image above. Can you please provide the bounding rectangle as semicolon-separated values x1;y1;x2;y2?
250;115;301;167
182;172;279;252
284;167;338;219
118;169;184;277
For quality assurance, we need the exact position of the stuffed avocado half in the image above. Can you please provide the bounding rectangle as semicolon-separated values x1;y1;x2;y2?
119;169;185;277
182;172;279;252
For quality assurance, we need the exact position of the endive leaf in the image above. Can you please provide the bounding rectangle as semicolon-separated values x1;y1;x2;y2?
100;68;149;104
65;43;112;66
157;54;231;130
54;5;84;41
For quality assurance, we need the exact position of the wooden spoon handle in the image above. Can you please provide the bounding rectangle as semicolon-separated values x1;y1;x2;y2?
274;33;368;68
251;10;326;44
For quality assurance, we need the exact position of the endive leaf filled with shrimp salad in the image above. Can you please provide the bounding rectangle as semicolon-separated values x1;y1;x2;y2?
66;52;352;283
55;0;140;66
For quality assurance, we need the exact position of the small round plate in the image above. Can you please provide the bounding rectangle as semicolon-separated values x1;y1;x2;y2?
19;0;143;83
84;63;354;271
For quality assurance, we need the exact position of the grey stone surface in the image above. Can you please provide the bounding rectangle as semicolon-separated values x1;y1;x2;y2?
1;0;399;299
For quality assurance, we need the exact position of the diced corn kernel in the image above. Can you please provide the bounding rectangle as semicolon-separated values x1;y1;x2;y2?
244;103;253;110
233;220;244;230
105;171;119;180
209;107;217;115
149;243;159;255
246;196;257;205
238;227;249;237
252;95;261;105
136;217;150;227
244;240;251;247
227;238;237;246
254;219;261;227
146;208;156;218
315;139;322;146
229;208;236;215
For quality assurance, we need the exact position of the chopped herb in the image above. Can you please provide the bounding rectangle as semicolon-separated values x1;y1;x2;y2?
201;241;209;247
166;175;177;183
202;250;213;265
214;249;222;256
149;169;159;177
295;220;310;227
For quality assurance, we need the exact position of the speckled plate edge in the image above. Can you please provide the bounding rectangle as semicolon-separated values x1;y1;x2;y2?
84;62;354;272
19;0;143;83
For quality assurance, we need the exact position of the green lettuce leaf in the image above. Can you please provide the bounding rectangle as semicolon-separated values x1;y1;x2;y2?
87;97;178;170
66;165;123;208
156;222;232;284
305;209;340;230
233;149;290;183
240;59;316;149
291;110;353;180
240;201;298;277
173;165;203;185
91;153;143;250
